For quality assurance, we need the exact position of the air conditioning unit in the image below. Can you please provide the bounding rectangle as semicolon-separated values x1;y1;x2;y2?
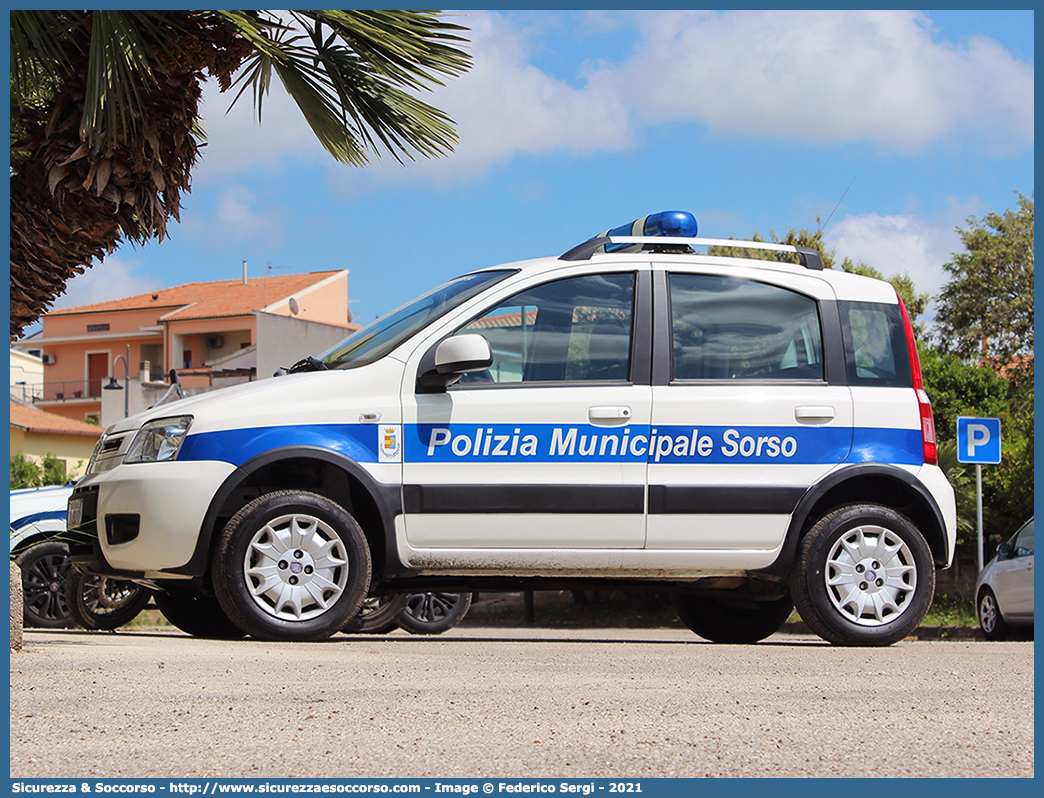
42;353;56;366
206;335;225;349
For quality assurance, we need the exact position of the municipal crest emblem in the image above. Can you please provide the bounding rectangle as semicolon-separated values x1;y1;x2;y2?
379;424;402;462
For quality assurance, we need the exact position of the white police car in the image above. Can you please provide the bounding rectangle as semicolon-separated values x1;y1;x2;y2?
68;212;956;646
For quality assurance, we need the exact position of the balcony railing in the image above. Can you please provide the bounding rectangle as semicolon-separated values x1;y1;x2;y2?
13;379;106;403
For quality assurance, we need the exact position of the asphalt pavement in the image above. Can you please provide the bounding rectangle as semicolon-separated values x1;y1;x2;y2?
9;625;1034;779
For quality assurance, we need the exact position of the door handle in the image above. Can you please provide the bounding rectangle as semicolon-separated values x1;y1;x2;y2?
795;406;835;423
589;406;632;422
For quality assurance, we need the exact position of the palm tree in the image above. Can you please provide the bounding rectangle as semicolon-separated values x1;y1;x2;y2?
10;10;471;338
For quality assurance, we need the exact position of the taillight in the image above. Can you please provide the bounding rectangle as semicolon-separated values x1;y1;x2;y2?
899;297;937;465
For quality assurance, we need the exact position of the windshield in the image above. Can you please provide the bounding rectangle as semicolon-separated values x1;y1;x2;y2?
319;270;515;369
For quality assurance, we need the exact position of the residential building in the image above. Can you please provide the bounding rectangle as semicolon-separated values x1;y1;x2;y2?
10;400;103;480
26;270;357;424
10;348;43;404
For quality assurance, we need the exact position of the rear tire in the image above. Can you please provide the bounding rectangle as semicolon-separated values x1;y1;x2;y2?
213;491;371;641
672;593;794;643
64;571;152;631
397;592;473;635
977;588;1010;641
154;590;247;639
791;503;934;646
342;594;409;634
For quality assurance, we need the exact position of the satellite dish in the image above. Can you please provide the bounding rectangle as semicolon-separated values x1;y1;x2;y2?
346;308;354;323
289;297;299;315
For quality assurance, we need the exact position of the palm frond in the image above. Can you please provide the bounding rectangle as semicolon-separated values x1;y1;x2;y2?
218;10;471;165
10;11;88;103
81;11;185;147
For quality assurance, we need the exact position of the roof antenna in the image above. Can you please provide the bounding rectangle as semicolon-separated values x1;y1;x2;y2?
820;176;856;233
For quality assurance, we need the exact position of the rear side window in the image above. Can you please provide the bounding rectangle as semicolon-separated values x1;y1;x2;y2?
839;302;912;388
669;274;823;381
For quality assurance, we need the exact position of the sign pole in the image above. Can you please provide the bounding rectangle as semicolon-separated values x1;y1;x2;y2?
957;416;1001;574
976;464;984;573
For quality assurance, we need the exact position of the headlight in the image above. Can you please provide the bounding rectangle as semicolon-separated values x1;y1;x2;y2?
87;434;106;471
124;416;193;463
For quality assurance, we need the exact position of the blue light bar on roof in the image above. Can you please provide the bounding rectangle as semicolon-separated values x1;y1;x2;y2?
602;211;697;252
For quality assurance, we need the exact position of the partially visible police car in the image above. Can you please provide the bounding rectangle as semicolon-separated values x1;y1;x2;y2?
68;212;957;646
11;484;77;627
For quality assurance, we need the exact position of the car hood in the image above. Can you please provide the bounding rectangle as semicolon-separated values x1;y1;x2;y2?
103;358;406;438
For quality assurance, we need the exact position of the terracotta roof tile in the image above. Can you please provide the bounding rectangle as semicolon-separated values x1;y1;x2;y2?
9;403;104;438
48;271;345;321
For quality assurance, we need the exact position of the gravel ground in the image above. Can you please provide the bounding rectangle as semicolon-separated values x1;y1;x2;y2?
9;626;1034;779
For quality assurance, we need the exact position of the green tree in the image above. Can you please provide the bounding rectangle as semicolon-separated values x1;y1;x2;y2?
9;454;43;489
10;10;471;338
919;344;1033;545
933;194;1034;383
9;453;69;488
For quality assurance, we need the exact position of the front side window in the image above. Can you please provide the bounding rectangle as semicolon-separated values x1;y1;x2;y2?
1012;520;1034;557
454;273;635;385
670;274;823;381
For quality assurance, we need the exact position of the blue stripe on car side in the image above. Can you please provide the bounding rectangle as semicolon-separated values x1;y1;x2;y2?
177;424;378;466
173;422;924;468
11;509;69;529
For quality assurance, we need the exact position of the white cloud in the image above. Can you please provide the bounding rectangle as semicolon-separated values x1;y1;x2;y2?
825;205;976;303
180;185;287;251
51;255;163;309
614;10;1033;154
329;10;634;189
190;10;1033;184
194;78;329;182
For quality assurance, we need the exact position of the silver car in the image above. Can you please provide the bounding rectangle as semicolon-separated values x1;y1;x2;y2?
976;517;1034;640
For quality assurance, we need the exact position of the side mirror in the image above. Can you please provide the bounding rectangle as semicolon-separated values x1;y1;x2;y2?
417;334;493;393
996;543;1013;561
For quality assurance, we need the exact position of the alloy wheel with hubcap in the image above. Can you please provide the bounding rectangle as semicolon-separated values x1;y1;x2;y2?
214;491;371;641
791;503;934;646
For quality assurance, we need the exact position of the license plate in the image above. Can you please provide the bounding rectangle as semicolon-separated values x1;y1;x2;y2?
67;498;83;529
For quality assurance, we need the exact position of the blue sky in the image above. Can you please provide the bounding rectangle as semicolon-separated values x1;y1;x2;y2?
43;9;1034;336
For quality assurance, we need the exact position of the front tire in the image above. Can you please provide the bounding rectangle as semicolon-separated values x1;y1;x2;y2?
791;504;934;646
17;542;75;628
213;491;371;641
977;589;1010;641
672;593;794;643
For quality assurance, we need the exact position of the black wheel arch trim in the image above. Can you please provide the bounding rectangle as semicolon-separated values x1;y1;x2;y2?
168;446;402;578
753;463;951;577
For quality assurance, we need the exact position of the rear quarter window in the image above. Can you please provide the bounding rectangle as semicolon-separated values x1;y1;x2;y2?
839;301;912;388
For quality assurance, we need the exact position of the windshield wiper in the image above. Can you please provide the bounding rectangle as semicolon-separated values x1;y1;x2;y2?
274;356;329;377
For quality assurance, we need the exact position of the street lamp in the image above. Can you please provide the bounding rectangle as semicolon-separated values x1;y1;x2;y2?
103;344;130;418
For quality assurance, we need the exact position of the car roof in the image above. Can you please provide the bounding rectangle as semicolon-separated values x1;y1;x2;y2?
470;244;899;305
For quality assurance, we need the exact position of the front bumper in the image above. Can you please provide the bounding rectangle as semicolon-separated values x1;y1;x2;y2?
69;461;237;577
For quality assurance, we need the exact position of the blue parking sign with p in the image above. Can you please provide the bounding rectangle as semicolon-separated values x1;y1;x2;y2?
956;417;1002;464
